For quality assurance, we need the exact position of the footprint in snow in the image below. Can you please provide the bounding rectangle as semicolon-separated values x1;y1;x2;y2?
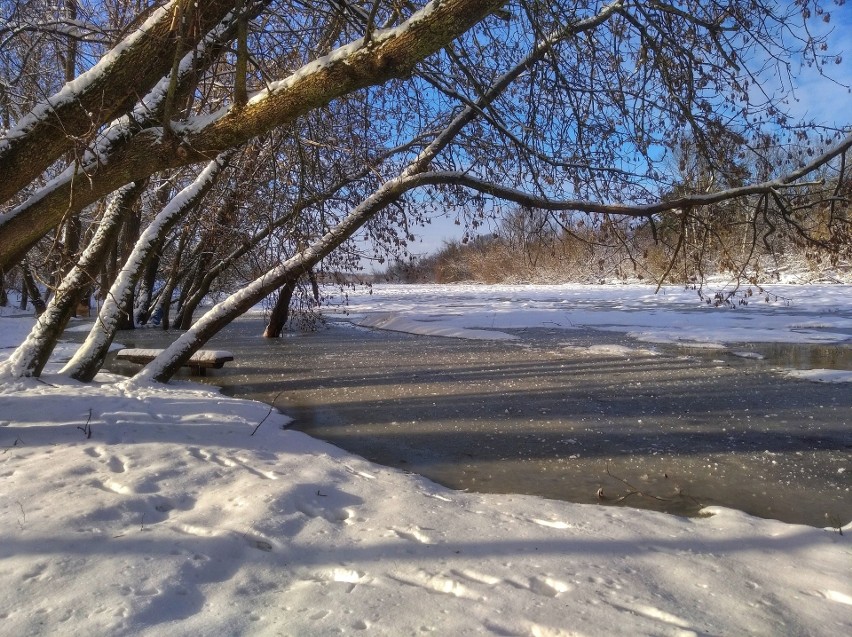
296;500;353;524
505;575;572;598
388;570;476;599
100;411;159;425
187;447;279;480
290;484;363;524
84;446;131;474
21;562;49;582
608;601;693;631
388;526;431;544
107;455;128;473
247;537;274;552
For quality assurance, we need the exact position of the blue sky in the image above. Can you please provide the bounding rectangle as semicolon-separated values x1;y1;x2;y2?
373;4;852;266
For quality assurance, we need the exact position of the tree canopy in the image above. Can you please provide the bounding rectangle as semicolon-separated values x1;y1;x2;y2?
0;0;849;382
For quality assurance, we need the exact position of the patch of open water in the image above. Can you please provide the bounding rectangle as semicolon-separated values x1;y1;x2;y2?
108;317;851;528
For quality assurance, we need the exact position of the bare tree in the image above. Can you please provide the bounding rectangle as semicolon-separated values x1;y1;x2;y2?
0;0;848;383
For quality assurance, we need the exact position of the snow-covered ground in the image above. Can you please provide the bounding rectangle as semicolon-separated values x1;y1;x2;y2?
1;284;851;636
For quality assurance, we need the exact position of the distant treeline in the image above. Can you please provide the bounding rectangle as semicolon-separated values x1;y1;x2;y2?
380;201;850;286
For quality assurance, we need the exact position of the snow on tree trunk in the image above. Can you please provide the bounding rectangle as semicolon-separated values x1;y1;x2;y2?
0;6;246;270
126;173;420;384
0;0;507;271
0;183;144;378
0;0;243;208
61;152;233;382
123;5;573;383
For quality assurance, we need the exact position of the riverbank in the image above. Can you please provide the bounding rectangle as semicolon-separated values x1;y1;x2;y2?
2;285;851;635
108;316;851;527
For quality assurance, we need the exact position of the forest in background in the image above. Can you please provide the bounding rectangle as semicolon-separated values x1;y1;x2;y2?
384;177;852;287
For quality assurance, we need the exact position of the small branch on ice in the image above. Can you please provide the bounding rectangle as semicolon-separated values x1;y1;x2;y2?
77;409;93;439
2;437;24;454
598;464;674;504
251;391;284;436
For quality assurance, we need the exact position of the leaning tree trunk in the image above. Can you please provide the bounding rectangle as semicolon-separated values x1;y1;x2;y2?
20;260;46;315
0;0;245;209
0;183;143;378
61;151;233;382
128;170;428;384
123;5;626;384
157;226;192;330
0;0;507;271
263;279;298;338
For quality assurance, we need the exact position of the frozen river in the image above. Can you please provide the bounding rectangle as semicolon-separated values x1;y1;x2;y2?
109;283;852;528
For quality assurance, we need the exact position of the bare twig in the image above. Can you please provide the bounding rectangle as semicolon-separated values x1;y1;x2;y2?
598;463;675;503
77;409;93;439
2;437;24;454
251;390;284;436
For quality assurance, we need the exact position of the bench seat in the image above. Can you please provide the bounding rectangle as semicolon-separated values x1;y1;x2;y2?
115;348;234;375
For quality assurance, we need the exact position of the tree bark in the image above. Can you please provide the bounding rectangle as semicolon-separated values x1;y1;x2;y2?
21;261;46;315
135;254;161;325
0;182;143;377
158;226;192;330
115;194;143;330
19;275;28;310
263;279;298;338
62;152;233;381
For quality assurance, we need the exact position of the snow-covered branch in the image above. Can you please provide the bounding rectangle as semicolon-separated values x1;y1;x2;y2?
0;0;245;207
0;0;507;271
62;151;235;382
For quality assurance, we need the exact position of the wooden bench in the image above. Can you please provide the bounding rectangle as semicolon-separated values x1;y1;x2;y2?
115;348;234;376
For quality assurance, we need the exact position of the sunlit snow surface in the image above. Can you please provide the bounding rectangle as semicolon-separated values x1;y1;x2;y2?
340;283;852;382
0;284;850;636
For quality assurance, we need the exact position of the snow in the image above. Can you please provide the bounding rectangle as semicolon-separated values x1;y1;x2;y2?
358;312;518;340
784;368;852;383
1;284;851;635
62;155;230;378
343;283;852;382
